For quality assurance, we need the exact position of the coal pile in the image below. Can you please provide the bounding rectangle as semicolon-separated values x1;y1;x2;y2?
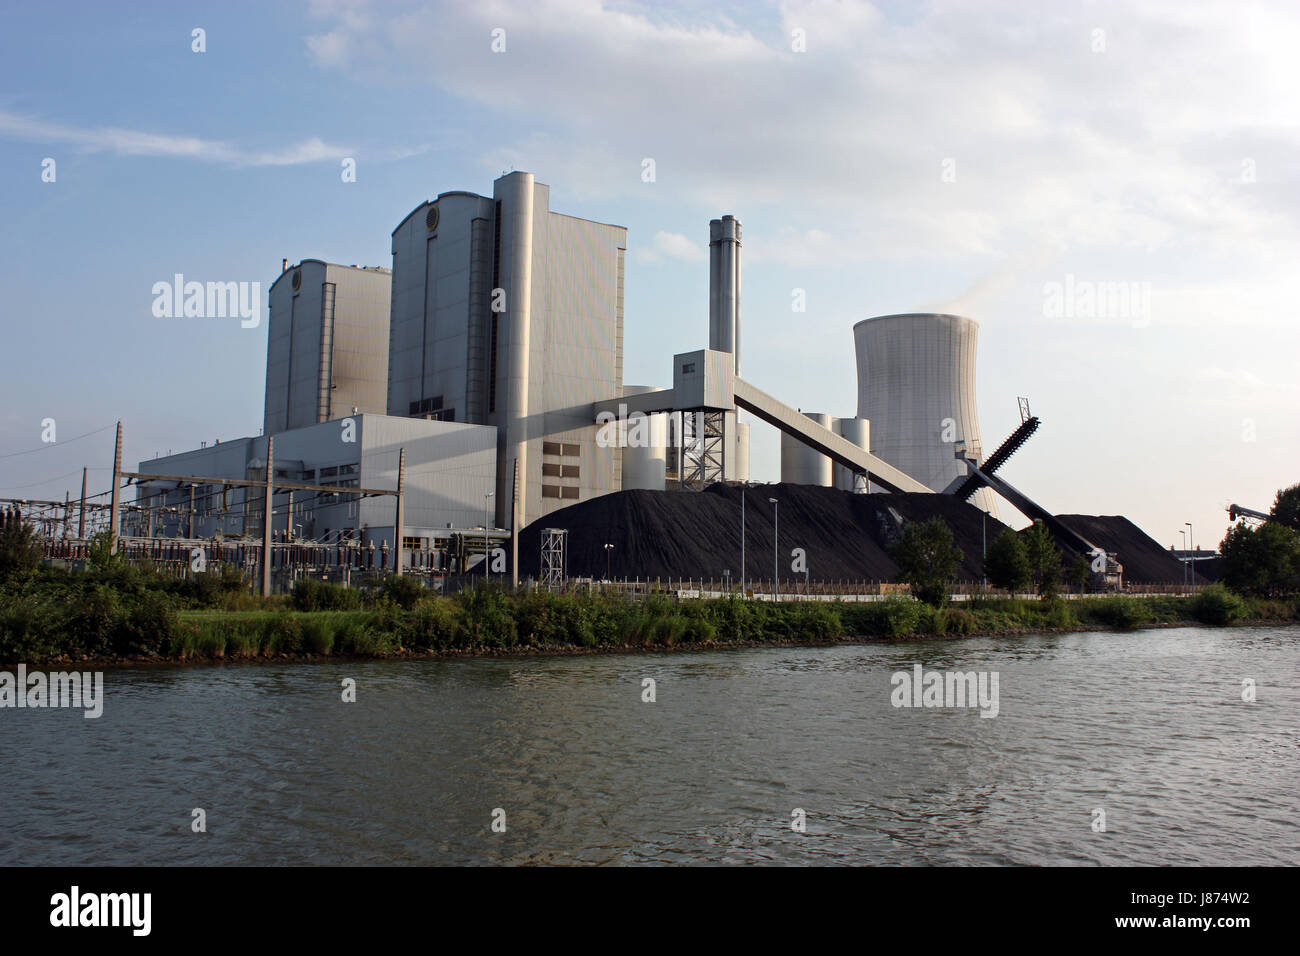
517;483;1011;583
1050;514;1204;584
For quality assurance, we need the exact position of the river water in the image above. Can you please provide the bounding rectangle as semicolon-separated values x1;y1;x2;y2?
2;626;1296;866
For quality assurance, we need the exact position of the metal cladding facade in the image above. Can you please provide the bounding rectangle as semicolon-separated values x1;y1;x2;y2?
853;313;999;516
387;172;626;528
780;412;834;486
136;414;496;546
263;261;391;435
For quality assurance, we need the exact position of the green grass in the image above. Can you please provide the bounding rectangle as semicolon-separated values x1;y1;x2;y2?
3;559;1298;665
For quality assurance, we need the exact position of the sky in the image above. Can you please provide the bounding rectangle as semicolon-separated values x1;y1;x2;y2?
1;0;1297;553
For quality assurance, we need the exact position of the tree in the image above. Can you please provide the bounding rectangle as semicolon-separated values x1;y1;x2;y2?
1270;483;1300;532
983;528;1031;593
1022;520;1063;599
890;517;964;607
86;529;125;575
0;517;43;584
1067;554;1093;593
1220;520;1300;596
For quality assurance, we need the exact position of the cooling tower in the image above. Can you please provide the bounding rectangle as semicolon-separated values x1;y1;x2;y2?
852;314;999;516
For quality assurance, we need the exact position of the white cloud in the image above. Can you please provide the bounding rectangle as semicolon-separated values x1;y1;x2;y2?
0;110;353;167
636;230;707;263
300;0;1300;278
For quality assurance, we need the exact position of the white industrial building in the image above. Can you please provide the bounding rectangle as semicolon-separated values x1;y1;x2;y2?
263;260;391;435
388;171;627;529
133;414;496;551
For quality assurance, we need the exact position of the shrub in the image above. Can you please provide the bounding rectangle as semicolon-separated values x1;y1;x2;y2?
0;519;44;584
1040;598;1078;630
785;602;841;642
114;590;181;656
939;607;976;635
379;574;426;610
402;600;461;649
292;579;362;612
1190;585;1246;626
300;617;334;655
456;585;516;647
1081;596;1150;630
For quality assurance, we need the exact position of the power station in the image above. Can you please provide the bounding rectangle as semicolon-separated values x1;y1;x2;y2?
134;168;1093;582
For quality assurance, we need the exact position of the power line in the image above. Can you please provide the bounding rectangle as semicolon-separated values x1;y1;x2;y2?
0;423;117;460
0;469;84;491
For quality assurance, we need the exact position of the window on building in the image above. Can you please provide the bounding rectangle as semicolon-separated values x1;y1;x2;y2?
542;462;561;477
560;486;579;500
561;443;581;457
560;464;580;479
542;485;561;499
542;441;563;456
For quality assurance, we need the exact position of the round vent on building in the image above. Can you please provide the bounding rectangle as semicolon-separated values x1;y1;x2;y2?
425;205;440;232
291;268;302;291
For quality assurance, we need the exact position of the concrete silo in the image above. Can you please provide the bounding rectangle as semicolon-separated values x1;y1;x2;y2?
620;385;670;491
832;417;870;491
852;314;999;516
780;412;834;486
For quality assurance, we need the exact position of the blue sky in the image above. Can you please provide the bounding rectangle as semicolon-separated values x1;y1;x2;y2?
2;0;1298;551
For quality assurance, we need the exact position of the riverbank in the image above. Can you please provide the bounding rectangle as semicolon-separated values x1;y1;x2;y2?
3;566;1295;666
26;619;1277;670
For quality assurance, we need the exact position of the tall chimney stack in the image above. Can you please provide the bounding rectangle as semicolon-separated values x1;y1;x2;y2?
708;215;741;375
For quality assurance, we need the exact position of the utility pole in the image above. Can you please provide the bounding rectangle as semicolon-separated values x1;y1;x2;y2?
78;467;87;539
108;421;122;555
261;436;274;597
393;447;406;577
188;484;196;539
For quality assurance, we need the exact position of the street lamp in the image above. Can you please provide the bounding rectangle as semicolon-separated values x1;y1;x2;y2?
769;497;779;603
484;492;494;582
740;483;746;595
1179;529;1187;589
1185;521;1193;584
604;542;613;581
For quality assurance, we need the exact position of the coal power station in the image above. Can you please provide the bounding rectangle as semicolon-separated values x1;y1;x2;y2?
129;170;1190;590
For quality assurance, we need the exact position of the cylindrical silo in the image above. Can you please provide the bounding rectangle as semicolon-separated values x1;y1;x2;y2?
781;412;833;486
832;417;870;492
733;421;750;483
852;314;999;516
621;385;668;491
